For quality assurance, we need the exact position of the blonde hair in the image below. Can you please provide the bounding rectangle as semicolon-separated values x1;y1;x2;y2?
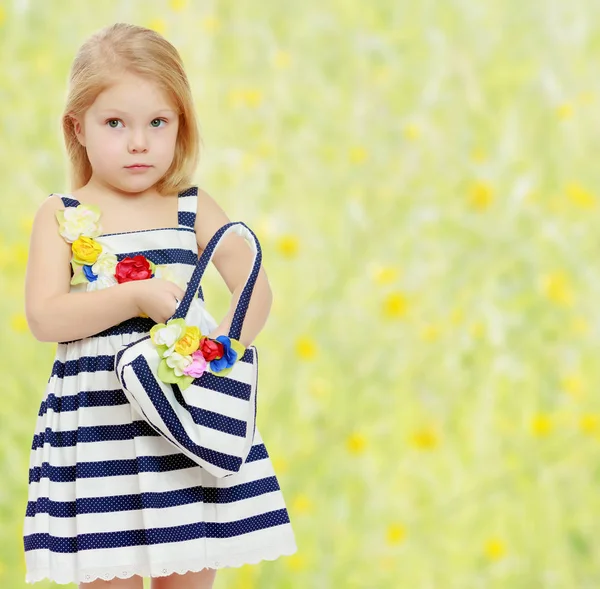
62;22;202;195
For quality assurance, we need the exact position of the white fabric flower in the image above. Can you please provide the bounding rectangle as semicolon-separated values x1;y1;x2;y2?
165;352;193;377
92;251;118;278
153;323;186;357
59;205;102;243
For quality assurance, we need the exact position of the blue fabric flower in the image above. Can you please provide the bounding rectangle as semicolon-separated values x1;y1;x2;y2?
210;335;238;373
83;264;98;282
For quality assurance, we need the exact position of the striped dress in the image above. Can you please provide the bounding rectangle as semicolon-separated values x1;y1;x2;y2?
23;186;297;585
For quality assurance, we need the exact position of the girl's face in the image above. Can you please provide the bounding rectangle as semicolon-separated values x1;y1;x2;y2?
71;74;180;195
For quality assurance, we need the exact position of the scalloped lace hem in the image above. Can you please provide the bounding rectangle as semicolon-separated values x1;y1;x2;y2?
25;540;298;585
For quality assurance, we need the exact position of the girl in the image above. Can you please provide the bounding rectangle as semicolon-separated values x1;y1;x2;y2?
22;22;297;588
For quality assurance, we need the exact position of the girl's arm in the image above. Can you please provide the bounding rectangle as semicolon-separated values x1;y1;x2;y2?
25;196;142;343
194;188;273;348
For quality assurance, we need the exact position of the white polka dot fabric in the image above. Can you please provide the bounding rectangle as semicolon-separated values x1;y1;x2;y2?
22;187;298;585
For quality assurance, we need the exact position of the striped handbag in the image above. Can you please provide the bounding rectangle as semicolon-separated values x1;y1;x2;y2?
115;221;262;478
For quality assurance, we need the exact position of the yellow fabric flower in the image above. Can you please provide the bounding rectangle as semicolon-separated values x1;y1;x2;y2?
72;236;102;265
175;326;202;356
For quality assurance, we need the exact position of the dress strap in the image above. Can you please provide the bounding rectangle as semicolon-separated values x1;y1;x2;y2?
177;186;198;230
49;193;81;208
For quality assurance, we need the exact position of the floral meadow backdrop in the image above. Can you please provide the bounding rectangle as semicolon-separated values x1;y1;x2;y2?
2;0;600;587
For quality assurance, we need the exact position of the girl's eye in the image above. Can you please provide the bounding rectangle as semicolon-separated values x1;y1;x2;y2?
150;118;166;128
106;119;123;128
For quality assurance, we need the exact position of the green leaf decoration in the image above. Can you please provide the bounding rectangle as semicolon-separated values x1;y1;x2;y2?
70;265;88;286
230;338;246;359
157;359;179;383
157;359;193;390
211;365;234;378
177;375;194;390
150;323;167;345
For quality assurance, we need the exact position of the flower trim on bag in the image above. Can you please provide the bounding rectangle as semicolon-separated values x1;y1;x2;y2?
150;318;246;389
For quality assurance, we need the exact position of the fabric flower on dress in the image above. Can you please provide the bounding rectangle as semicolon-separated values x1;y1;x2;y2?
57;204;156;296
72;236;103;265
115;255;155;283
56;204;102;243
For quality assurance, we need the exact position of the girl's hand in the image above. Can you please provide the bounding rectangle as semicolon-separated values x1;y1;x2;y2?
130;278;185;324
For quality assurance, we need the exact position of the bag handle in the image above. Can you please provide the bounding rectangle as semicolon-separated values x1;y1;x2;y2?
172;222;262;341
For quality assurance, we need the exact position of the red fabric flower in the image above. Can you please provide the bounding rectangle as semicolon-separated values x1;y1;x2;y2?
115;255;153;283
199;337;224;361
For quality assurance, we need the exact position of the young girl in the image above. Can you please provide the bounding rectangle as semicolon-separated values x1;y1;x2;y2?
22;22;297;588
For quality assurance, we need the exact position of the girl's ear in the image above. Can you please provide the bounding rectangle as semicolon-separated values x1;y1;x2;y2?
69;114;86;147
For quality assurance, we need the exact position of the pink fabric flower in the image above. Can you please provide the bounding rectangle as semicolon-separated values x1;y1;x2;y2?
182;350;208;378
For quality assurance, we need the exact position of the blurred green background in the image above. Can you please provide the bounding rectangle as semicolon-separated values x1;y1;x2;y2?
3;0;600;587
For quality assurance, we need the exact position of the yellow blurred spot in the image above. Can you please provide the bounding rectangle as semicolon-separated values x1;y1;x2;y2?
386;523;406;545
228;88;262;108
11;314;29;333
0;6;5;26
450;307;464;325
566;182;596;209
379;556;398;571
274;50;291;69
531;414;553;437
292;494;313;514
469;320;485;339
271;456;288;474
201;15;221;32
578;91;594;105
20;216;34;233
296;336;317;360
309;377;331;398
556;103;573;120
349;146;368;164
373;65;391;84
410;426;439;450
256;141;274;158
419;323;441;342
241;152;257;172
277;235;299;258
471;148;487;163
382;292;408;319
169;0;187;10
244;88;263;108
230;564;257;589
346;432;367;454
562;374;584;399
468;181;494;210
484;538;506;561
285;553;308;572
373;266;399;285
403;123;420;140
146;19;166;35
571;316;589;335
542;271;574;306
580;414;599;435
